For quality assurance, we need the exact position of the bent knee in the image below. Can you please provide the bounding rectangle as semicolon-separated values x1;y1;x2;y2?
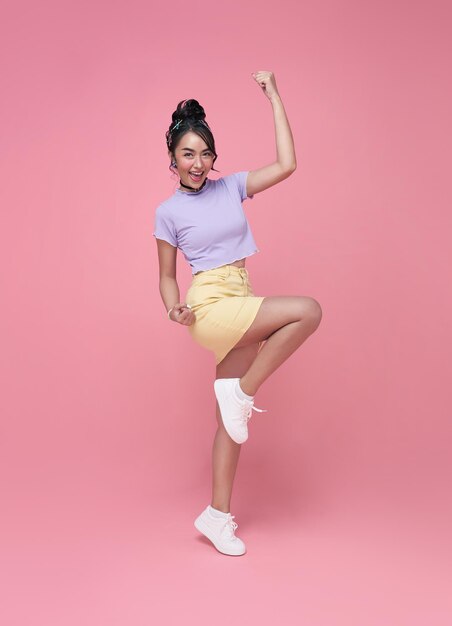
303;297;323;327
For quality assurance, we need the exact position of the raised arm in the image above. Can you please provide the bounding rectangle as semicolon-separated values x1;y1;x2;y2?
246;71;297;197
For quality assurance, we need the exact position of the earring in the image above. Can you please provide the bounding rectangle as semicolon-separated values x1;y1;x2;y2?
171;161;177;167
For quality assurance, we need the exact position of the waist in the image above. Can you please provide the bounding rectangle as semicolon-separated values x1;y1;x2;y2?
191;264;249;281
194;260;246;276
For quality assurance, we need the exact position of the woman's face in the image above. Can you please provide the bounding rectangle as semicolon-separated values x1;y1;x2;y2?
170;131;214;190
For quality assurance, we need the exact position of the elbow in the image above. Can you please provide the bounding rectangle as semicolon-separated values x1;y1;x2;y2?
279;162;297;176
280;163;297;180
159;273;177;283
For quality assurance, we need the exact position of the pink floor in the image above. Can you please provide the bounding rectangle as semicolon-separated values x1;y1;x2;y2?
2;443;451;625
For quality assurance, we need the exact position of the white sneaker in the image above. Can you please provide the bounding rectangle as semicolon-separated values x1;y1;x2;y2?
194;505;246;556
214;378;267;444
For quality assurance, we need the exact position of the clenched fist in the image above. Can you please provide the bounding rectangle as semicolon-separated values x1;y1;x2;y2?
169;303;196;326
251;70;279;100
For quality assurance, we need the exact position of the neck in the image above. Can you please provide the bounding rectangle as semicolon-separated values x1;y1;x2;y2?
179;178;208;192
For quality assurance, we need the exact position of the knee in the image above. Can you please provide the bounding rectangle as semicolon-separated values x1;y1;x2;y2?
303;297;323;329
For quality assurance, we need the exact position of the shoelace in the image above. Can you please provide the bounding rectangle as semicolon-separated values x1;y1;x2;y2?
225;514;238;538
240;399;267;425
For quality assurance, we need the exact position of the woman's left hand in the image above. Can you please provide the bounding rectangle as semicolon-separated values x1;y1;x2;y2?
251;70;279;100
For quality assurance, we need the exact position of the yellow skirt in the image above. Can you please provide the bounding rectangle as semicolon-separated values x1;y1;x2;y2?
185;264;265;365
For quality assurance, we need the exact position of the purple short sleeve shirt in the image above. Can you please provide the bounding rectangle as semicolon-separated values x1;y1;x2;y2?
153;171;260;275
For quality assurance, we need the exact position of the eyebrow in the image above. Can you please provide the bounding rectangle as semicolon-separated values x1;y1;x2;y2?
180;147;211;151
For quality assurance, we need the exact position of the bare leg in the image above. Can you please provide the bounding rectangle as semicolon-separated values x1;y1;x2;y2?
211;412;242;513
232;296;323;397
211;343;260;513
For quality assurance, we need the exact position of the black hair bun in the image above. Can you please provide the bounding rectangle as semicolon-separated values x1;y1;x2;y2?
172;99;206;124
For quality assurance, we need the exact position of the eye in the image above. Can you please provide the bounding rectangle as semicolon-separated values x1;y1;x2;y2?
183;151;212;157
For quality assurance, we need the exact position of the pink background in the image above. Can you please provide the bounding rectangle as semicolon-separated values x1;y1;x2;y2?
1;0;451;624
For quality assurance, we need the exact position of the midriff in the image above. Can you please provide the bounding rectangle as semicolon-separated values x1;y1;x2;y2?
194;258;246;276
225;257;246;269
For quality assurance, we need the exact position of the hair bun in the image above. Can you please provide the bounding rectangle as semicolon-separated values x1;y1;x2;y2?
172;99;206;124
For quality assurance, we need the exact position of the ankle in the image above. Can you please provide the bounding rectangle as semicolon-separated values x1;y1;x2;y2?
211;503;230;514
239;377;257;397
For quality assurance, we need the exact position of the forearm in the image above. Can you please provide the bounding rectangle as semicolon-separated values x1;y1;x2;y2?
270;94;297;171
159;276;180;313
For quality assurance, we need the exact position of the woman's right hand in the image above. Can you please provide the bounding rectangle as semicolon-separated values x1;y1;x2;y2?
169;303;196;326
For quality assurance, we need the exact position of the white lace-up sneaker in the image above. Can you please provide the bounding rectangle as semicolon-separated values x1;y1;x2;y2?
214;378;267;444
194;505;246;556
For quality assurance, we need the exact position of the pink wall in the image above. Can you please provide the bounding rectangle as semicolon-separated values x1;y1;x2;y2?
1;0;451;624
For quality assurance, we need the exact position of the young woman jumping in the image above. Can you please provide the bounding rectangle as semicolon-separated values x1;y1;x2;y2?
153;70;322;556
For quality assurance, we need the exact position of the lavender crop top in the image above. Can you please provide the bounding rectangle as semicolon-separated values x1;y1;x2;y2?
152;171;260;275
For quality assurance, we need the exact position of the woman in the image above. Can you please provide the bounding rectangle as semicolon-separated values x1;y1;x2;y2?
153;71;322;556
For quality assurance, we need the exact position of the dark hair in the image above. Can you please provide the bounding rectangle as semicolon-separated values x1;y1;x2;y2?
166;99;220;174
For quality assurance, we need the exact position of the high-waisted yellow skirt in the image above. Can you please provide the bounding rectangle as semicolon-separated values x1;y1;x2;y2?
185;264;265;365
